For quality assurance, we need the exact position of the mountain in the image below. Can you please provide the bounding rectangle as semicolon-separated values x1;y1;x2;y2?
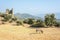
37;13;60;19
14;13;42;20
55;13;60;19
56;19;60;22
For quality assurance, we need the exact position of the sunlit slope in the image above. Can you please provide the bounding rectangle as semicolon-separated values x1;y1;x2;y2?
0;24;60;40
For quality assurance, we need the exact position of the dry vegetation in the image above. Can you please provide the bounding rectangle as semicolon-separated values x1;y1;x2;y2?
0;24;60;40
0;10;60;40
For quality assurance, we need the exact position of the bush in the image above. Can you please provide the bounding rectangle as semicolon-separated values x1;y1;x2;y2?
30;22;45;28
9;17;17;23
28;19;33;24
54;22;60;27
4;15;12;20
16;21;22;26
0;14;6;17
23;18;34;24
2;14;12;22
11;17;17;21
23;19;28;23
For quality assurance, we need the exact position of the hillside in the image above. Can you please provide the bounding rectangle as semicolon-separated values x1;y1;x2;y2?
0;24;60;40
14;13;42;20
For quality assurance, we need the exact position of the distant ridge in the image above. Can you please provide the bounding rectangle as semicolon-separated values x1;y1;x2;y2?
37;13;60;19
56;19;60;22
14;13;42;20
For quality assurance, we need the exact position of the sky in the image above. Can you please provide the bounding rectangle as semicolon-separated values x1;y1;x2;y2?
0;0;60;19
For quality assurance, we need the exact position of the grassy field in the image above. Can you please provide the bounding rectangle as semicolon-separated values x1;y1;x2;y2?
0;24;60;40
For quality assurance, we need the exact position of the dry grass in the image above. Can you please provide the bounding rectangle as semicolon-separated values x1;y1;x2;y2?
0;24;60;40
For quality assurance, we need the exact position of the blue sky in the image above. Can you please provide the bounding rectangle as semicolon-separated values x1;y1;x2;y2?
0;0;60;19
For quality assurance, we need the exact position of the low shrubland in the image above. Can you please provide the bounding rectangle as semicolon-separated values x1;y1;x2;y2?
0;13;60;27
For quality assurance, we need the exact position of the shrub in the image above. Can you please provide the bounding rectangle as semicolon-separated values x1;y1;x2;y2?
2;14;12;22
28;19;34;24
4;15;12;20
23;19;28;23
0;14;6;17
23;18;34;24
16;21;22;26
54;22;60;27
30;22;45;28
11;17;17;21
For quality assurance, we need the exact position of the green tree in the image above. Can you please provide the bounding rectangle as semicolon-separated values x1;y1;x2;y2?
50;14;56;26
45;14;50;26
45;13;56;26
